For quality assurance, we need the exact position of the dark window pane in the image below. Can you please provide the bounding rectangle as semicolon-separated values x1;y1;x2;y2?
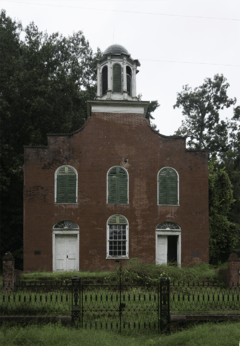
102;66;108;95
113;64;122;92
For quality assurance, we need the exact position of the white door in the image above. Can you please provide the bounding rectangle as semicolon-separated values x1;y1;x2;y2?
55;235;78;271
156;235;168;265
66;235;77;271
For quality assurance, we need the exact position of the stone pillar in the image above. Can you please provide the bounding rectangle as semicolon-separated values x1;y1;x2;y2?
3;252;15;292
227;254;239;289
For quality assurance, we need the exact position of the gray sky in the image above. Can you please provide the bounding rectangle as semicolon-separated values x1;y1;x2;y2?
2;0;240;135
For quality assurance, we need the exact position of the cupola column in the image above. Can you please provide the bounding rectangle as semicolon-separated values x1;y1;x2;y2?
107;57;112;99
97;63;101;98
132;64;137;99
122;58;128;100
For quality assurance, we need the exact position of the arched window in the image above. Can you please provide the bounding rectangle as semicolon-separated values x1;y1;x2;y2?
113;63;122;93
107;166;128;205
158;167;179;205
126;66;132;96
55;165;77;204
102;65;108;95
107;214;129;258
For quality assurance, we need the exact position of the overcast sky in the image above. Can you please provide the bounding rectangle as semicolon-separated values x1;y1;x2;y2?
2;0;240;135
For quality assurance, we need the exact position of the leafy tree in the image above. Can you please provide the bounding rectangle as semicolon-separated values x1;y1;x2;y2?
173;74;237;158
0;10;101;269
209;159;239;264
220;107;240;229
137;94;160;132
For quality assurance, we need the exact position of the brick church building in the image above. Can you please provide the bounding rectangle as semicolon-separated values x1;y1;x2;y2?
23;44;209;272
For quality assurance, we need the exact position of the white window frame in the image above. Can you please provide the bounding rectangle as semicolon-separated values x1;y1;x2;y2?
157;166;180;206
155;228;181;267
106;215;129;259
106;166;129;204
52;222;79;272
54;165;78;204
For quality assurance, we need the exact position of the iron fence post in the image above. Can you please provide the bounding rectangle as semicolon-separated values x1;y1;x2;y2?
116;260;122;333
71;276;82;328
160;276;170;334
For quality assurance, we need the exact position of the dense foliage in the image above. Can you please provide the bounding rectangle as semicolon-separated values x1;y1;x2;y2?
209;160;239;263
174;75;240;263
0;10;100;268
173;74;237;158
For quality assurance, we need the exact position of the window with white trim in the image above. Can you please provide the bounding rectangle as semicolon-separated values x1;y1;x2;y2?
107;214;129;258
55;165;78;204
107;166;128;205
158;167;179;205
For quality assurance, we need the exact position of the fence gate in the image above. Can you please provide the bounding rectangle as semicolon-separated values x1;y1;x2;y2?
71;275;170;333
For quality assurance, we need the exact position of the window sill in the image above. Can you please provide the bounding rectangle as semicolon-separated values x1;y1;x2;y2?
106;256;129;260
55;203;78;205
107;204;130;206
158;204;180;207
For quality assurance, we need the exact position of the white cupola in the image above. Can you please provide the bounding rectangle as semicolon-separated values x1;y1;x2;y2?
96;44;140;101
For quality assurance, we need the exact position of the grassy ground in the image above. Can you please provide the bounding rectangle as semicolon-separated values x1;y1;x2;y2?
0;320;240;346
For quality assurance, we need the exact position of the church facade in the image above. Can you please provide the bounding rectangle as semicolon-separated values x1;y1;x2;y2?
23;44;209;272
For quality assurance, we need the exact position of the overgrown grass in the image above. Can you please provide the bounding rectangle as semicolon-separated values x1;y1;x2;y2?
114;258;225;284
16;258;226;284
20;269;112;281
1;320;240;346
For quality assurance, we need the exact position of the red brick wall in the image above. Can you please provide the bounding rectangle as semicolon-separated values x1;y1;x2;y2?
23;111;209;272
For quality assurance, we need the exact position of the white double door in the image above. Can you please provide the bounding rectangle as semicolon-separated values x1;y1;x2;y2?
55;234;78;271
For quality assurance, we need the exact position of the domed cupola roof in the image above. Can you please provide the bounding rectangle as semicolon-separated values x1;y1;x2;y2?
103;44;130;56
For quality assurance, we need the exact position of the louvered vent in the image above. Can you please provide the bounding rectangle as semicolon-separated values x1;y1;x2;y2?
113;64;122;93
108;166;128;205
158;167;178;205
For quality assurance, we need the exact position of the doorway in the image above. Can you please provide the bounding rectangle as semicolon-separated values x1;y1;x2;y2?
52;221;79;272
55;234;78;271
156;226;181;266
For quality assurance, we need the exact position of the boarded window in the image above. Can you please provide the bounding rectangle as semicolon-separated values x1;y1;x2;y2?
158;168;178;205
113;64;122;93
102;65;108;95
108;167;128;204
126;66;132;96
56;166;77;203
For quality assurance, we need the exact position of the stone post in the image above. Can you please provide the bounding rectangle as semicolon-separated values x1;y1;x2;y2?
3;252;15;292
227;254;239;289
